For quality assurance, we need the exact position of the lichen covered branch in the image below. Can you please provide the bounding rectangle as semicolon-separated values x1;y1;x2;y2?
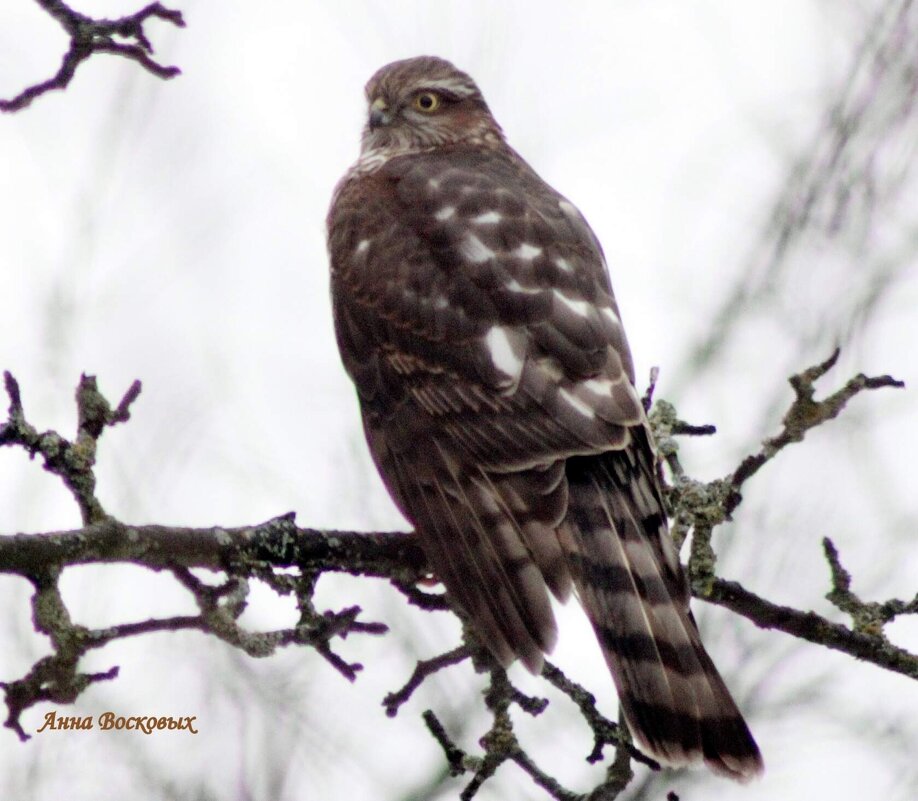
0;372;142;523
649;350;905;600
728;348;904;513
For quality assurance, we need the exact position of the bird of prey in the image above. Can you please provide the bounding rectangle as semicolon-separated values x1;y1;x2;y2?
326;55;762;780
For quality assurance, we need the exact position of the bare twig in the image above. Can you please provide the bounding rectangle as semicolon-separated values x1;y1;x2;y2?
390;578;452;611
510;749;582;801
1;659;119;741
423;709;468;777
588;712;636;801
0;0;185;112
729;349;904;513
823;538;918;635
641;366;660;413
0;372;143;524
541;661;657;769
383;646;470;717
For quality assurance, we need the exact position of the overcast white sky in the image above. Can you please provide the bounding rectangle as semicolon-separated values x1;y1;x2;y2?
1;2;916;801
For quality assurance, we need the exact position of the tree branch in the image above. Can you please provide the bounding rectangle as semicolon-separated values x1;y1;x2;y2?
648;349;906;599
706;576;918;681
0;0;185;113
0;352;910;800
728;348;905;514
0;372;142;523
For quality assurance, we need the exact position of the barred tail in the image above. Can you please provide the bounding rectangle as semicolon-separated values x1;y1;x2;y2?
562;445;763;781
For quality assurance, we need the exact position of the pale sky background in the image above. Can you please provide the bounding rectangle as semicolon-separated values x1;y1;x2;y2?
1;2;916;800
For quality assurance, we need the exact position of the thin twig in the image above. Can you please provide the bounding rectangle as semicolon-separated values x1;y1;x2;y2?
728;348;904;513
541;661;657;769
0;0;185;112
423;709;467;776
383;646;470;717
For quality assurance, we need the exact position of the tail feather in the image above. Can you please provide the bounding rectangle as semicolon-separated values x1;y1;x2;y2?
389;447;556;672
563;444;763;781
484;461;573;602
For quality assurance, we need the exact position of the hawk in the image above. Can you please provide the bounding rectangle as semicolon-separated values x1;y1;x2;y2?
326;56;763;780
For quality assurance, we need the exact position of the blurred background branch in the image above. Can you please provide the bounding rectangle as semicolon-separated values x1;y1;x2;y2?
674;0;918;390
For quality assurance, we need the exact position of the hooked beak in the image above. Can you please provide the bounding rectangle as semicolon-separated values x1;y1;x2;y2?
368;97;392;130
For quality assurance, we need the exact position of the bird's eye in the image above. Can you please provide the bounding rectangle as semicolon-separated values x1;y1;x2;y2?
413;92;441;113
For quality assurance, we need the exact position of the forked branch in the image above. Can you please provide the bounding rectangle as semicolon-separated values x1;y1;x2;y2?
0;0;185;112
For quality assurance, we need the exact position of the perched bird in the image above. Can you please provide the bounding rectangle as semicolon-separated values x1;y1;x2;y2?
326;55;763;780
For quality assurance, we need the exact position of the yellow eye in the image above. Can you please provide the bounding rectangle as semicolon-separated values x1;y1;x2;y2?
413;92;441;113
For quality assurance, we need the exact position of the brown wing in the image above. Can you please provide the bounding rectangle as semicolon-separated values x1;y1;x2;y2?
329;146;643;464
327;145;762;778
328;145;642;665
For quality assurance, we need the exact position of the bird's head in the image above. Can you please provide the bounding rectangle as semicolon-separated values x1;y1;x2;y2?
360;56;504;155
